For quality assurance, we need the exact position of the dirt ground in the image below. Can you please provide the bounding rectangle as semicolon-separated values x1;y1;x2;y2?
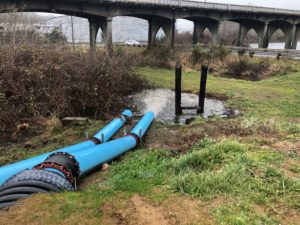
101;194;216;225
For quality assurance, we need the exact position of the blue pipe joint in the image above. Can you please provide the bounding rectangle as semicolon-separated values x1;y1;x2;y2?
121;109;134;119
0;140;94;186
75;135;137;176
131;112;155;138
93;109;133;143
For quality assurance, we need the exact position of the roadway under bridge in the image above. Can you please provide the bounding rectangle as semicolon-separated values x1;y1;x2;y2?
2;0;300;54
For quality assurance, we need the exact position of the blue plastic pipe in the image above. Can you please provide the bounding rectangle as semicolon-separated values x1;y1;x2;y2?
75;111;155;176
131;111;155;138
0;109;133;185
40;111;155;178
93;109;133;142
76;135;137;176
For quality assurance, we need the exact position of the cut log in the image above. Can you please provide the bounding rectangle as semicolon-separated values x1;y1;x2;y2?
62;117;89;126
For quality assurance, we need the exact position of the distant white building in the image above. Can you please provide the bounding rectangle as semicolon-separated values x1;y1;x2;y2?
0;23;61;36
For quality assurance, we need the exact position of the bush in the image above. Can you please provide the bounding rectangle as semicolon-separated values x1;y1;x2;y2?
191;46;211;64
45;29;67;44
223;58;270;81
211;45;231;61
138;46;174;68
191;45;231;65
175;31;193;46
0;46;147;139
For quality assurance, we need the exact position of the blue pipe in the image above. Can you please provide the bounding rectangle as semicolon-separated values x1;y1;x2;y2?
76;135;137;176
44;112;155;178
93;109;133;142
75;111;155;176
131;112;155;138
0;112;154;209
0;109;133;185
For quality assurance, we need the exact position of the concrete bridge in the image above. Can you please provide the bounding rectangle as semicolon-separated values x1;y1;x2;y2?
2;0;300;54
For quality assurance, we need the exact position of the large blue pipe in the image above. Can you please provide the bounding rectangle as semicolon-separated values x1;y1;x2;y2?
72;111;155;176
131;111;155;138
0;109;133;185
93;109;133;142
0;112;154;208
76;135;137;176
33;111;154;177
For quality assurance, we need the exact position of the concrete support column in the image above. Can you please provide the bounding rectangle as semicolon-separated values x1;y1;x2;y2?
162;19;176;49
171;19;175;49
89;19;100;58
291;24;299;49
192;23;206;45
103;17;113;52
260;22;269;48
147;19;160;49
147;18;175;49
235;24;250;46
211;22;221;45
285;29;293;49
89;17;113;55
235;24;243;46
148;20;153;49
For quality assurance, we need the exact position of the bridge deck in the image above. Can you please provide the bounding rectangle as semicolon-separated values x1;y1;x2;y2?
111;0;300;16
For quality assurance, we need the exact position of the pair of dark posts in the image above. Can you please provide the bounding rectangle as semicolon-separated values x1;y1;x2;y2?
175;65;208;115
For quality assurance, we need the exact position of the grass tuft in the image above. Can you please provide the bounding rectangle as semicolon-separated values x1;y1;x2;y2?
108;149;169;194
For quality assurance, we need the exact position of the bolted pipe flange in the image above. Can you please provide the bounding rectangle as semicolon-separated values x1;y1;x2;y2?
34;152;80;185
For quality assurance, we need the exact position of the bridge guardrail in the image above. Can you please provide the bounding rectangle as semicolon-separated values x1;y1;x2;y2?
114;0;300;16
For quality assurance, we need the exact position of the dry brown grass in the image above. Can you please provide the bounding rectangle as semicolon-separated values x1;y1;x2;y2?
146;119;282;154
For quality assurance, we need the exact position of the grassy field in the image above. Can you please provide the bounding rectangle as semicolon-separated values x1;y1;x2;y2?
138;65;300;119
0;63;299;225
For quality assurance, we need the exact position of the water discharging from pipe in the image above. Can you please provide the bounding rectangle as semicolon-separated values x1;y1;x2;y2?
131;89;225;123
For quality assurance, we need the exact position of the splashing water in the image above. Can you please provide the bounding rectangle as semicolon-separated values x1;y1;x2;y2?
132;89;225;123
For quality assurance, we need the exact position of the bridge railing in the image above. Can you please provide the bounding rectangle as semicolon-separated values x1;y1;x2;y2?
113;0;300;16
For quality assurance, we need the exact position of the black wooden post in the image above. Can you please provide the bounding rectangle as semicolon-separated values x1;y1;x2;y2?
175;64;182;115
197;65;208;114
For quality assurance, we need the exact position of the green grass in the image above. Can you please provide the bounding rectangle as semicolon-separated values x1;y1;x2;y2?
213;201;278;225
137;66;300;119
108;149;169;193
170;139;300;224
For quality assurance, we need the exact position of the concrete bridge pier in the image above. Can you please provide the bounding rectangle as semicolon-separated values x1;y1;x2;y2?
284;30;292;49
88;17;113;56
102;17;113;52
284;29;293;49
235;22;265;47
235;24;250;46
211;22;222;45
89;19;100;57
148;18;175;49
290;24;300;49
259;22;270;48
192;19;220;45
192;23;206;44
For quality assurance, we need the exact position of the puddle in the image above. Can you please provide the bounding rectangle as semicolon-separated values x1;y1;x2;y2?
131;89;226;123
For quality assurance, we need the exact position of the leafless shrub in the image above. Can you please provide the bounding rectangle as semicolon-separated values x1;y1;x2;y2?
175;31;193;46
0;46;147;139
